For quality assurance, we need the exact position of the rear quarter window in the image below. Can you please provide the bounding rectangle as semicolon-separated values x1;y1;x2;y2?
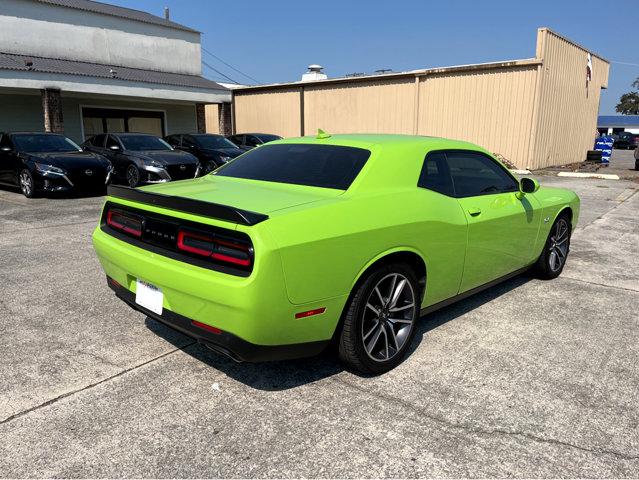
215;143;370;190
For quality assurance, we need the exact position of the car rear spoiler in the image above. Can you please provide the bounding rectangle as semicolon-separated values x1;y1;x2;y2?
106;185;269;226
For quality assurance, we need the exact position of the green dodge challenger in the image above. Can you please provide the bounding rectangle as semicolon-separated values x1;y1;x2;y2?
93;133;579;374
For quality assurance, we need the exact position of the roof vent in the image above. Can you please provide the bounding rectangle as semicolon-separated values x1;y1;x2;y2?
301;64;327;82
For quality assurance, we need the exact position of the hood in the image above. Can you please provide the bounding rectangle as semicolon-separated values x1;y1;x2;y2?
128;150;198;165
201;147;243;158
28;151;109;170
140;174;343;215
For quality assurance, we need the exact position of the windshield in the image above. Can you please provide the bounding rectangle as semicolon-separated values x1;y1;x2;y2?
255;134;282;143
215;143;370;190
194;135;238;149
119;136;172;151
12;134;81;153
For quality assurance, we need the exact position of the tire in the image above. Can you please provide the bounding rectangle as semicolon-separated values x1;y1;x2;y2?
534;212;572;280
586;150;602;162
19;169;36;198
126;164;141;188
338;263;420;374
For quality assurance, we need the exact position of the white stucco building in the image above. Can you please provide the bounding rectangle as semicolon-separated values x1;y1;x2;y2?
0;0;231;142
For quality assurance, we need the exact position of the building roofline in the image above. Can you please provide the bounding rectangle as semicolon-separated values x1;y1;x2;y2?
0;51;226;91
538;27;609;63
233;58;543;94
34;0;200;34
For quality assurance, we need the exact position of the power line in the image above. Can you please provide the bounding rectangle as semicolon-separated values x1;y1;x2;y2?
611;61;639;67
201;46;260;85
201;59;240;84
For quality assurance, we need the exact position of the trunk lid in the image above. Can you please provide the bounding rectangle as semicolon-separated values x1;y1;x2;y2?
140;175;343;215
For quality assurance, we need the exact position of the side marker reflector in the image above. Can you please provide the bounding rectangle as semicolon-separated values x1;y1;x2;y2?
192;320;223;335
295;307;326;319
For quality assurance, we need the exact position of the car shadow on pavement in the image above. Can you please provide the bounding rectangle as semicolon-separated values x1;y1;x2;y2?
145;273;532;391
0;184;107;199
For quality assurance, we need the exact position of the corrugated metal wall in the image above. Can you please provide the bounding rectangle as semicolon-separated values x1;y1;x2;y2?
530;29;610;169
304;78;415;134
234;88;301;137
229;29;609;169
417;66;538;168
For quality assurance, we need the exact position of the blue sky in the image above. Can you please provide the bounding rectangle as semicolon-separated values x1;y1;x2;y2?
110;0;638;114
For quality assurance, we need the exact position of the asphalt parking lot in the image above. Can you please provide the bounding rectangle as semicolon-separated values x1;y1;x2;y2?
0;173;637;477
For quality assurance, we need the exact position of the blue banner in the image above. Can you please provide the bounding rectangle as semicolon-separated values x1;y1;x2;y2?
594;136;613;164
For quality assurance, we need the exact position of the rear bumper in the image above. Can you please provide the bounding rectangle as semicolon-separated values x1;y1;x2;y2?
107;277;329;362
93;223;347;351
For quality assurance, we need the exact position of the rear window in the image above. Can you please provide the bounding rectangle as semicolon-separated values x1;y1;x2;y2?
215;144;370;190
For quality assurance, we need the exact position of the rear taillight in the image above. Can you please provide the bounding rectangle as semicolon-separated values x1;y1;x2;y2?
107;209;142;237
177;229;252;267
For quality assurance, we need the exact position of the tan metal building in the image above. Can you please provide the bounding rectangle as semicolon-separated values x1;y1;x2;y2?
221;28;609;170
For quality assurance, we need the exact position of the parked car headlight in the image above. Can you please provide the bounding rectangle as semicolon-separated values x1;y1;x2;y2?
34;162;66;175
147;160;166;169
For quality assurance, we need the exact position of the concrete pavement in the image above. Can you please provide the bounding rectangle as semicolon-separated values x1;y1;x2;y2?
0;175;637;477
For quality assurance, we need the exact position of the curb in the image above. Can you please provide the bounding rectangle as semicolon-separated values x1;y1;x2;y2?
557;172;620;180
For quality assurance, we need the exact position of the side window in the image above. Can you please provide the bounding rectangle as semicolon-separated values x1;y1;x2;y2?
105;135;120;150
245;135;259;147
165;135;180;147
182;135;196;148
418;152;455;196
92;134;107;147
0;134;13;150
446;151;518;197
230;135;244;146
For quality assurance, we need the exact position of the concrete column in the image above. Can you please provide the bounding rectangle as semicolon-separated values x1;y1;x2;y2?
195;103;206;133
41;88;64;134
218;102;232;136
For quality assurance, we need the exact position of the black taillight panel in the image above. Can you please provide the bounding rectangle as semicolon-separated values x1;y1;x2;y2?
101;201;254;276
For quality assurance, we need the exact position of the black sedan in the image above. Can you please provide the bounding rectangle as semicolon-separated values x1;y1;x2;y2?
226;133;282;151
165;134;243;174
82;133;199;187
0;132;112;198
612;132;637;150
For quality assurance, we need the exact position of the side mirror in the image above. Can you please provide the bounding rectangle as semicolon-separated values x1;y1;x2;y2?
520;177;540;194
109;145;120;151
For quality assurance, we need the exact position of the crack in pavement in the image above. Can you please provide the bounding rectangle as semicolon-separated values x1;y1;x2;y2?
0;341;196;426
576;188;638;231
335;377;639;462
561;276;639;294
1;219;97;233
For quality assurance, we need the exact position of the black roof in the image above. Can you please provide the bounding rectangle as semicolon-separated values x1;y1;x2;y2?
35;0;199;33
0;52;226;91
109;132;158;137
2;131;65;136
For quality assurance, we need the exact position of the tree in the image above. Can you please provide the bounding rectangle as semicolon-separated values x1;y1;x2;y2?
616;92;639;115
615;77;639;115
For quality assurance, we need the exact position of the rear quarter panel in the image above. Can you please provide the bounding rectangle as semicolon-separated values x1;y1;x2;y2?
263;188;468;307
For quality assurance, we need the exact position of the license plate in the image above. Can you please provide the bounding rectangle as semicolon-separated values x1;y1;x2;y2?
135;279;163;315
